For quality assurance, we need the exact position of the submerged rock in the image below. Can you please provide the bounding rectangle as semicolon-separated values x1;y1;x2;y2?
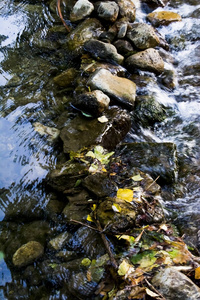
125;48;165;74
53;68;79;87
73;90;110;117
70;0;94;22
147;11;182;27
33;122;60;142
83;173;117;197
88;68;136;109
94;1;119;22
152;267;200;300
127;23;160;50
12;241;44;268
84;39;124;65
48;232;73;251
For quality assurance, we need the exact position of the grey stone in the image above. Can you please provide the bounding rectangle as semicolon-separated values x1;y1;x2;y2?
70;0;94;22
88;68;136;109
73;90;110;117
114;0;136;22
127;23;160;50
125;48;165;74
152;267;200;300
95;1;119;22
114;39;134;56
12;241;44;268
48;232;73;251
84;39;124;65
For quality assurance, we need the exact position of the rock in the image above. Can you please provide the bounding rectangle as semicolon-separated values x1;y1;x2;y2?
73;90;110;117
33;122;60;142
48;161;88;192
159;65;177;89
12;241;44;268
56;250;77;261
84;39;124;65
133;95;167;127
114;0;136;22
53;68;79;87
152;267;200;300
114;39;134;56
125;48;165;74
70;0;94;22
65;18;103;54
59;107;131;153
83;173;117;197
95;1;119;22
88;68;136;109
48;232;73;251
147;11;182;27
117;142;178;184
127;23;160;50
117;22;128;39
81;60;127;77
62;201;90;223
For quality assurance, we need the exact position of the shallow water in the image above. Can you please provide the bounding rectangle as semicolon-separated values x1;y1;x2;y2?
0;0;200;297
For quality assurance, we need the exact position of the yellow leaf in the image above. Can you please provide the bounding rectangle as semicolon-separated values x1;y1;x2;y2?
195;266;200;279
131;174;144;181
117;189;133;202
112;203;122;213
118;260;135;276
91;204;97;211
145;288;159;298
87;214;94;222
116;235;135;243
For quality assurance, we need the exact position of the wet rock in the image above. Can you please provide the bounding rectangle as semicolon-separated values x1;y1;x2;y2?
152;267;200;300
133;95;167;127
81;60;127;77
84;39;124;65
114;39;134;56
94;1;119;22
12;241;44;268
73;90;110;117
117;22;128;39
65;18;103;54
48;232;73;251
117;142;178;184
53;68;79;87
33;122;60;142
88;68;136;109
159;65;177;89
48;161;88;192
83;173;117;197
114;0;136;22
125;48;165;74
46;197;66;220
127;23;160;50
147;11;182;27
59;107;131;152
31;30;58;51
70;0;94;22
56;250;77;261
62;201;90;223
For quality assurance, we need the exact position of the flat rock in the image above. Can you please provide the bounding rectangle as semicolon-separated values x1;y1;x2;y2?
147;11;182;27
88;68;136;109
73;90;110;117
152;267;200;300
12;241;44;268
84;39;124;65
70;0;94;22
127;23;160;50
95;1;119;22
125;48;165;74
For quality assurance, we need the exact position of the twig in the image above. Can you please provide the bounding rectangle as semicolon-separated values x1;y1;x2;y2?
145;278;166;300
57;0;71;32
70;219;102;232
146;175;160;192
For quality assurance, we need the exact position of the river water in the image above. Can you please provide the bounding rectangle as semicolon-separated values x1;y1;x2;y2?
0;0;199;297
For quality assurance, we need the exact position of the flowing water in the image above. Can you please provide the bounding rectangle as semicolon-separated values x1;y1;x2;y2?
0;0;199;297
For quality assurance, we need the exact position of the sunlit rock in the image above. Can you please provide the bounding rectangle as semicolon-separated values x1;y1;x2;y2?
94;1;119;22
84;39;124;65
147;11;182;27
88;68;136;109
127;23;160;50
12;241;44;268
115;0;136;22
70;0;94;22
125;48;165;74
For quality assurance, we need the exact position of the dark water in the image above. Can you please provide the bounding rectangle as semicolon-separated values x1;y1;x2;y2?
0;0;200;297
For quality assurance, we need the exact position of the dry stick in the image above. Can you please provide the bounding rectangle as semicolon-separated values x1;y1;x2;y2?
57;0;71;32
145;278;166;300
70;219;101;232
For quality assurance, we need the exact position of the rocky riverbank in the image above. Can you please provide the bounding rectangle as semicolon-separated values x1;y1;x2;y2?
0;0;200;299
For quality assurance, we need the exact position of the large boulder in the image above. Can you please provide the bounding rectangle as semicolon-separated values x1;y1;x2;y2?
88;68;136;109
125;48;165;74
59;107;131;153
70;0;94;22
127;23;160;50
147;11;182;27
152;267;200;300
84;39;124;65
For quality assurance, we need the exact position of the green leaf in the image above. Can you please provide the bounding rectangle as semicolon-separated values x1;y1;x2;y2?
131;250;157;268
81;258;91;267
0;251;4;260
74;179;81;187
48;263;58;269
131;174;144;181
81;111;93;117
86;151;96;158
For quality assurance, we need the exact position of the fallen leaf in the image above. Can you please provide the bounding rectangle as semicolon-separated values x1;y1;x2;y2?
117;189;133;202
195;266;200;279
118;260;135;276
86;151;96;158
131;174;144;182
145;288;159;298
112;203;122;213
87;214;94;222
98;116;108;123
